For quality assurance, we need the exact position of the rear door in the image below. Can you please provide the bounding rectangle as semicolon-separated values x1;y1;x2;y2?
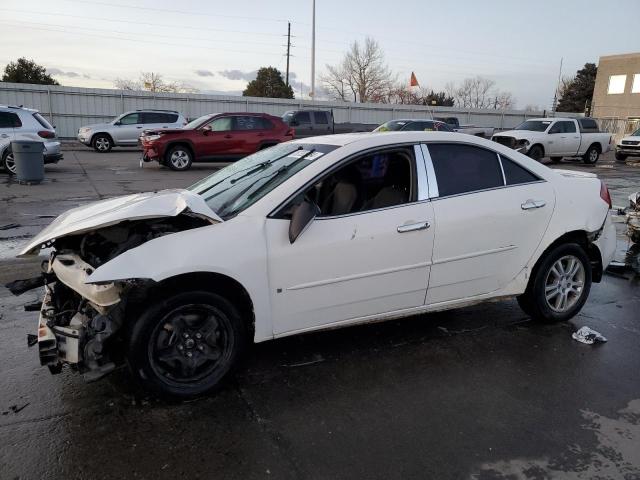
233;116;273;154
424;143;555;305
112;112;143;144
311;111;332;135
293;111;313;137
0;111;17;159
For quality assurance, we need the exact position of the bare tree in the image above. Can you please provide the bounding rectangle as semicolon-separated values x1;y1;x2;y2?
490;91;515;110
447;76;515;109
114;72;198;93
322;37;394;103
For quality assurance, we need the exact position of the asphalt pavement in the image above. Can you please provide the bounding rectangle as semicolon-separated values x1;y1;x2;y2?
0;147;639;479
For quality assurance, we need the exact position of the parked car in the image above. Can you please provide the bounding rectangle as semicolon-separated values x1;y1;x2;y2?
77;109;186;152
13;131;616;398
0;105;63;175
435;117;494;137
281;109;376;138
140;112;294;170
374;119;454;132
615;128;640;161
492;118;612;164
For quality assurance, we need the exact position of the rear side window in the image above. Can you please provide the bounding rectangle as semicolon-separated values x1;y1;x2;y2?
313;112;329;124
0;112;22;128
234;116;271;130
435;122;453;132
500;155;539;185
144;112;178;123
295;111;311;124
33;113;53;129
579;118;599;131
428;143;504;197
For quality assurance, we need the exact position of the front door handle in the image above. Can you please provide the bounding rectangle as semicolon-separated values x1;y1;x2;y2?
224;134;233;139
521;199;546;210
397;221;430;233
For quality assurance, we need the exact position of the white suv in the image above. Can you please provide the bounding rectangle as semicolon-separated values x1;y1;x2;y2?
77;110;186;152
0;105;63;175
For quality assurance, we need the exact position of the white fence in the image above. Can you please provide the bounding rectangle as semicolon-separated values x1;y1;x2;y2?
0;82;582;139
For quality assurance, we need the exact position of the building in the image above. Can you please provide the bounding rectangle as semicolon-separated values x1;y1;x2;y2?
592;52;640;137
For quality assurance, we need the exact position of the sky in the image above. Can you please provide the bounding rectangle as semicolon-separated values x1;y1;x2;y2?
0;0;638;109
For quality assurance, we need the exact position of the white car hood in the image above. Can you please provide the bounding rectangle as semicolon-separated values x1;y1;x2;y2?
620;135;640;143
494;130;545;139
19;189;222;256
553;169;597;179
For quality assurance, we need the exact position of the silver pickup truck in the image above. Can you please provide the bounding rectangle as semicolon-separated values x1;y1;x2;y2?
281;110;376;138
434;117;494;137
492;117;613;164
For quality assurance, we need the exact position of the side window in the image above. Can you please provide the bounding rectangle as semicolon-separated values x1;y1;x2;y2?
235;116;270;130
500;155;540;185
295;111;311;124
313;112;329;124
563;121;576;133
305;148;416;217
405;121;434;131
143;112;163;123
580;118;598;131
428;143;504;197
0;112;21;128
436;122;453;132
163;113;179;123
208;117;234;131
119;113;140;125
548;122;562;134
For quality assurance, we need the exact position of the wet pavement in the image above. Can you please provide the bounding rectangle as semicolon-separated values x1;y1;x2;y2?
1;149;639;479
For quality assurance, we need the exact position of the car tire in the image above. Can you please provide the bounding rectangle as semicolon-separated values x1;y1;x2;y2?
518;243;592;323
615;152;627;162
126;290;248;400
550;156;563;163
528;145;544;161
583;145;600;165
166;145;193;171
1;148;16;175
92;134;113;153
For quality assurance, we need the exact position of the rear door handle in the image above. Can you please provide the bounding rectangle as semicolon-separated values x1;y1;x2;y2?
224;134;233;139
397;221;430;233
521;199;546;210
136;126;143;129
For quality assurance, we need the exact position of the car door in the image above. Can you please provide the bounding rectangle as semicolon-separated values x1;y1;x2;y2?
312;111;332;135
195;116;242;159
423;143;555;306
561;120;580;155
293;111;314;137
0;111;16;159
143;112;176;132
112;112;143;144
233;115;269;154
265;145;435;336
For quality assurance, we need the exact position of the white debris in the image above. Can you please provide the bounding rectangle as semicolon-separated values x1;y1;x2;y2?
572;326;607;345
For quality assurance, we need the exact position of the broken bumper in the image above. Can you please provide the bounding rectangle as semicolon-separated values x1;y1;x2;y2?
595;213;616;271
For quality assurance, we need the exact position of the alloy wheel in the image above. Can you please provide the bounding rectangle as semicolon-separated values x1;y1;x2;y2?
95;137;110;152
170;150;190;169
4;152;16;174
544;255;585;312
148;304;232;384
589;149;598;163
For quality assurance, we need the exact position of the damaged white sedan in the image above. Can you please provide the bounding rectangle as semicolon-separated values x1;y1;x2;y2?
11;132;616;398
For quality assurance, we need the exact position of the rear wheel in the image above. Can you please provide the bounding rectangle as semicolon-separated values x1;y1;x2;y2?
127;290;247;399
615;151;627;162
166;145;193;171
550;156;563;163
1;149;16;175
528;145;544;161
583;145;600;164
518;243;592;323
92;134;113;153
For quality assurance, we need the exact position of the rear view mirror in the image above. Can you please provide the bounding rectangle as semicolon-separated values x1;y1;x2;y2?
289;198;320;243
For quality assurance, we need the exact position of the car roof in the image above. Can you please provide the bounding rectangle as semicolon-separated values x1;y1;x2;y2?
290;131;480;147
0;105;38;113
387;118;443;123
525;117;576;122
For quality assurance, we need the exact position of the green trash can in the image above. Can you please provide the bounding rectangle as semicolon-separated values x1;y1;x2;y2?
11;140;45;184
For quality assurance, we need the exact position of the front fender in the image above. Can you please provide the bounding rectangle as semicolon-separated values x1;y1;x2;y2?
87;215;274;342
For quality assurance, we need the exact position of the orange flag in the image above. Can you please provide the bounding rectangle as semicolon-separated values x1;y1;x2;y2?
409;72;419;87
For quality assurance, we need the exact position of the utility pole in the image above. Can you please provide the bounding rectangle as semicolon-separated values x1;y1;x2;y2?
285;22;291;86
310;0;315;98
552;57;563;115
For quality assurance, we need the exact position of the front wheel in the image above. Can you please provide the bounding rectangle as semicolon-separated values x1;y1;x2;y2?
527;145;544;161
550;156;563;163
1;149;16;175
583;145;600;164
127;290;247;399
518;243;592;323
166;145;193;171
92;134;113;153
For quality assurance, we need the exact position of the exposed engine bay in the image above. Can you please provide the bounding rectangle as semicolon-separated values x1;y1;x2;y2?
7;213;212;381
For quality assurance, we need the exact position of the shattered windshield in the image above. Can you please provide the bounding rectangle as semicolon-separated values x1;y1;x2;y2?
189;143;340;219
514;120;552;132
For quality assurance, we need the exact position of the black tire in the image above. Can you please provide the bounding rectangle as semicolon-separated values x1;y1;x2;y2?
582;145;600;165
126;290;247;399
166;145;193;171
518;243;592;323
92;134;113;153
615;151;627;162
550;156;563;163
1;148;16;175
528;145;544;161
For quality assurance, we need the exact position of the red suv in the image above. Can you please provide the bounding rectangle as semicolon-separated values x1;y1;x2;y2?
140;112;295;171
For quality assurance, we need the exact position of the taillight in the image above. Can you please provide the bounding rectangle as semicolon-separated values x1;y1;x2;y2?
37;130;55;139
600;180;612;209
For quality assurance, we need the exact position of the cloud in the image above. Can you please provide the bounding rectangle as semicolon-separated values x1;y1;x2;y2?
195;69;215;77
47;68;85;78
218;69;257;82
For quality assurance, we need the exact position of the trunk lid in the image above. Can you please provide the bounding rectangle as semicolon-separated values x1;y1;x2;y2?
19;189;221;256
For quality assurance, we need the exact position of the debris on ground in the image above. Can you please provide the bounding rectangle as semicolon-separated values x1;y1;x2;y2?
0;223;20;230
2;403;30;415
572;326;607;345
626;192;640;244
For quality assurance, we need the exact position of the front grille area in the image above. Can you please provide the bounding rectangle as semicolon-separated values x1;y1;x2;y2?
622;140;639;146
492;136;516;148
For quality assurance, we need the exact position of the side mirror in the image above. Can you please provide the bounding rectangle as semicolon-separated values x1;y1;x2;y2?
202;124;212;135
114;121;121;126
289;198;320;243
